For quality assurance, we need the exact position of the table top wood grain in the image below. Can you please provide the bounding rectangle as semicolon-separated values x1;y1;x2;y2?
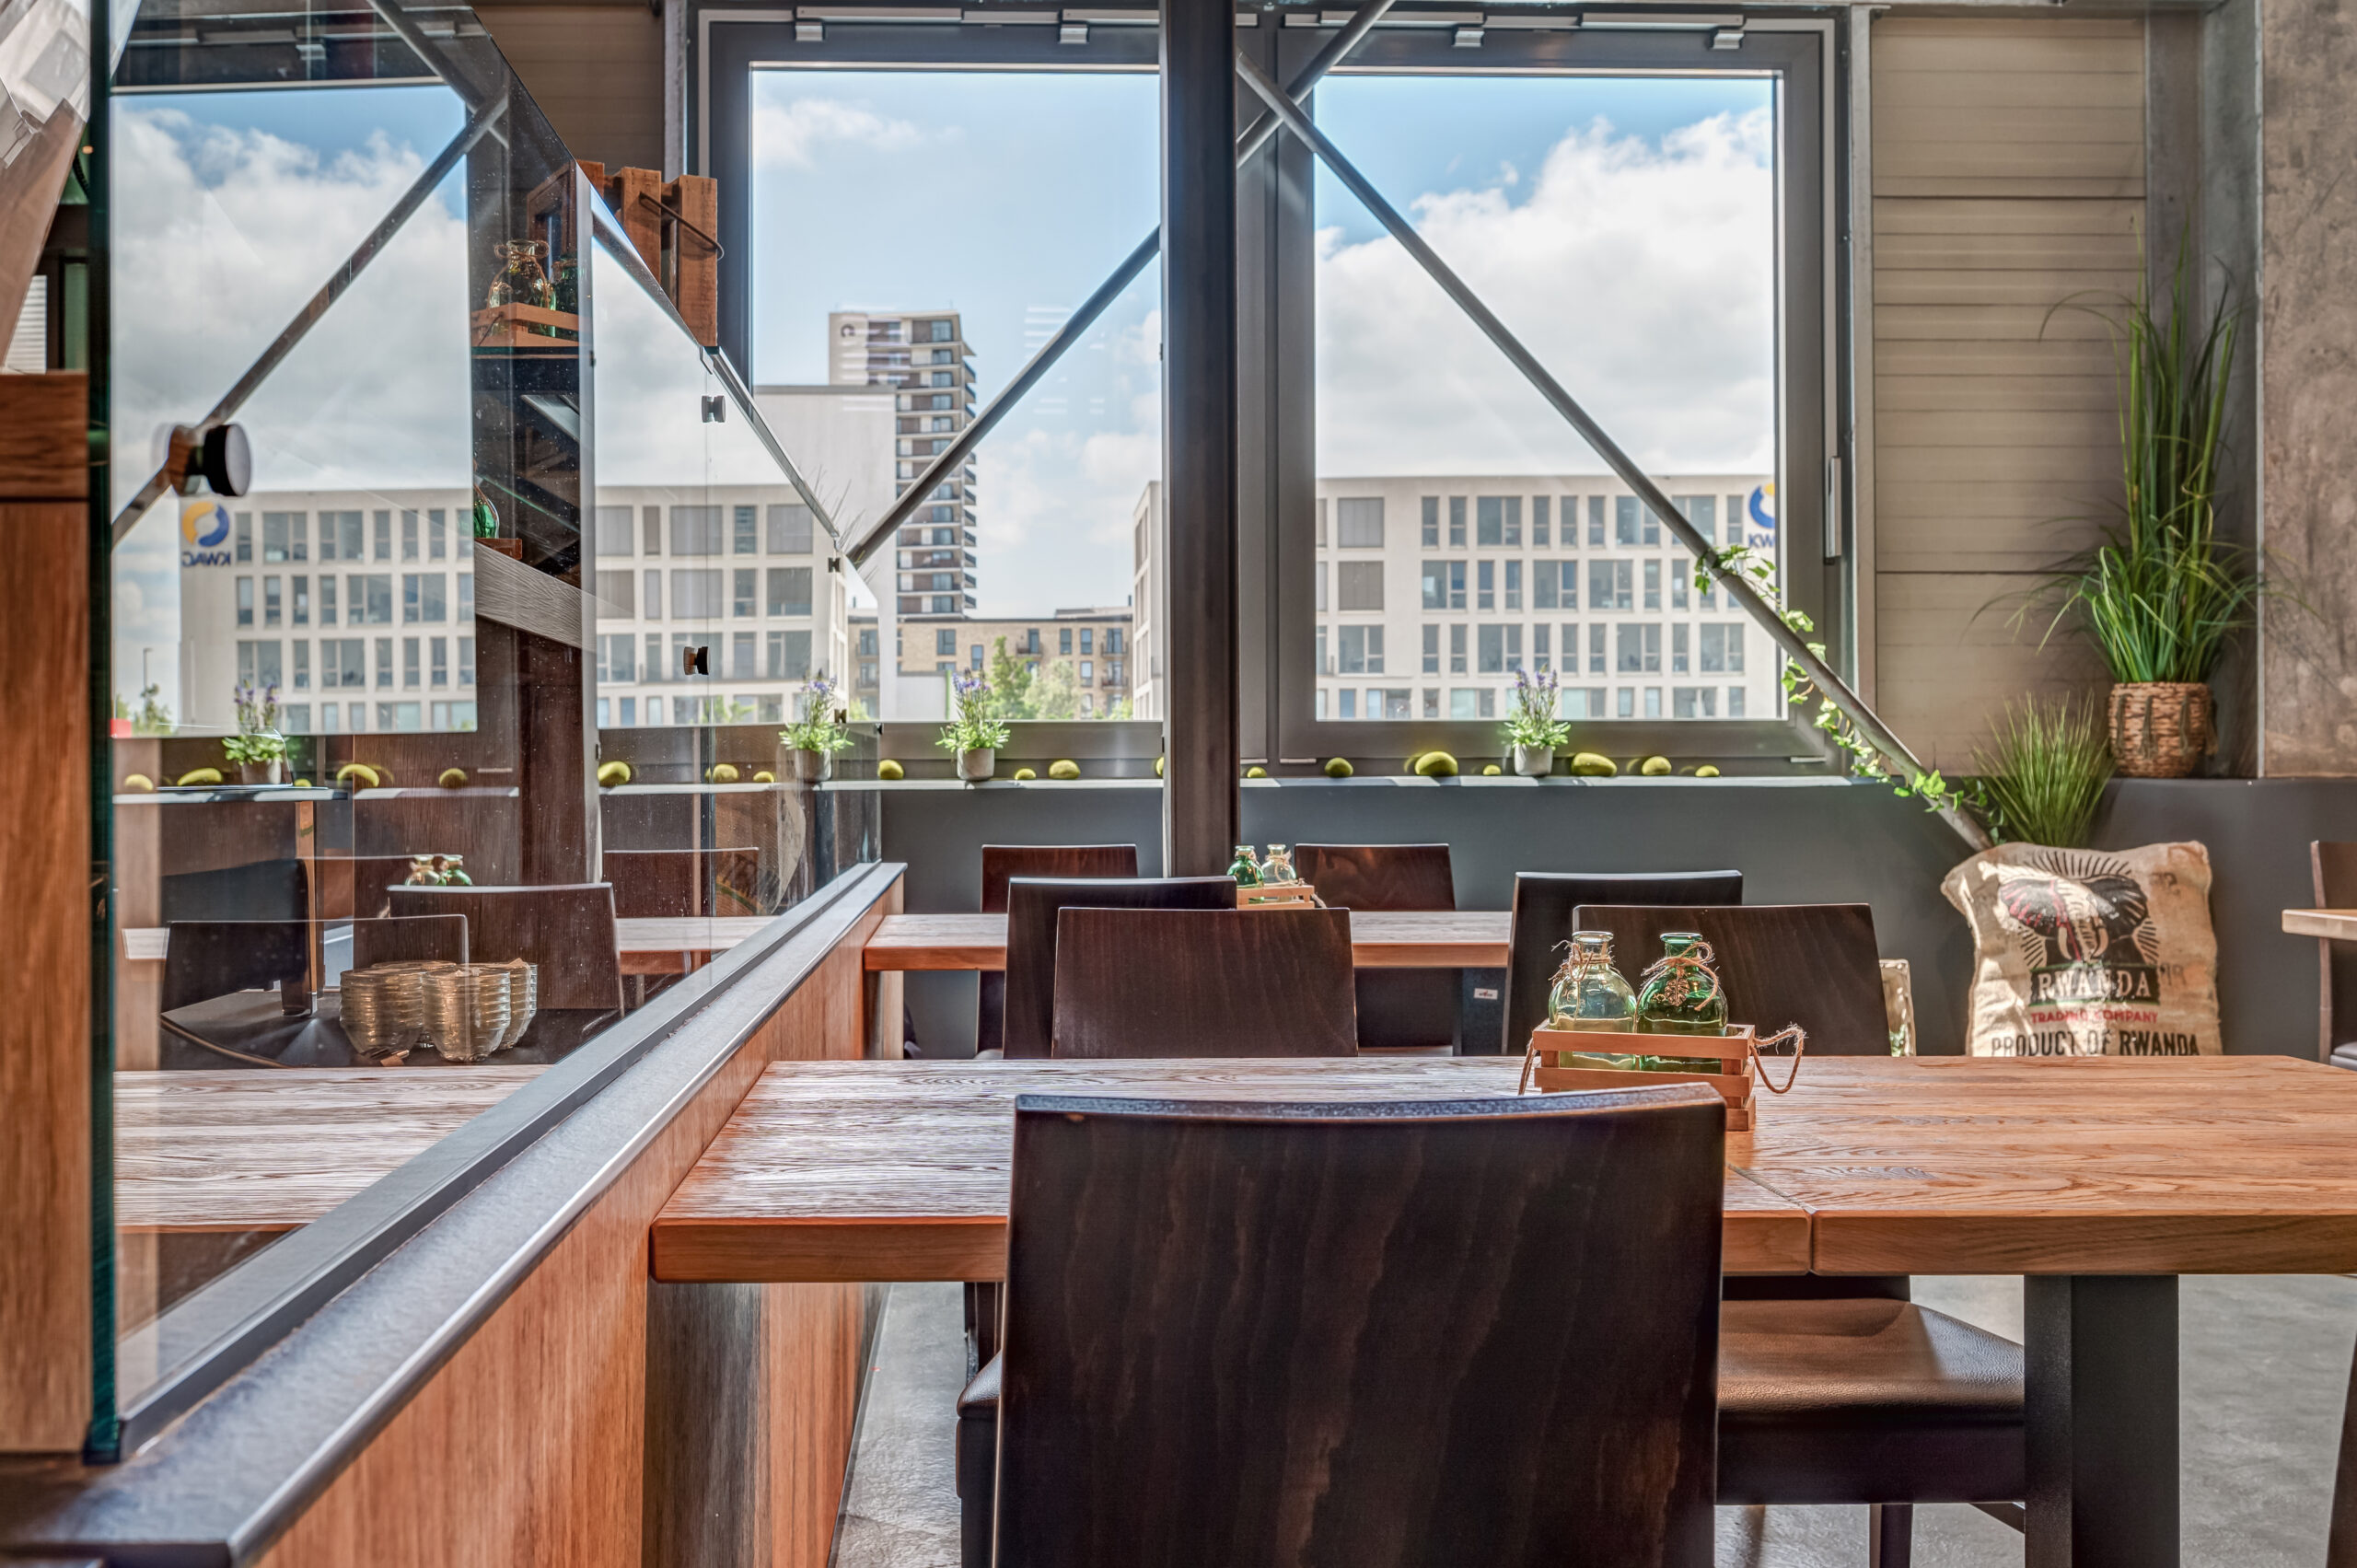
2283;908;2357;942
1736;1054;2357;1274
115;1066;543;1232
650;1057;1812;1280
654;1053;2357;1285
862;910;1513;971
122;915;775;965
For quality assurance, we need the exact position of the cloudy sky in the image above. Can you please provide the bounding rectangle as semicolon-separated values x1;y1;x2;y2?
109;85;471;721
752;68;1775;617
106;66;1776;709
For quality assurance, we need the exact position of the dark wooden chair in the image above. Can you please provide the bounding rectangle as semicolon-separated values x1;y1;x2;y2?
386;883;625;1013
1049;907;1358;1059
157;919;316;1069
1000;875;1230;1059
1573;899;2025;1565
1572;902;1888;1055
1292;843;1457;1052
965;1085;1725;1568
349;914;469;970
1501;871;1743;1055
976;844;1139;1056
605;847;763;920
162;920;312;1014
2314;843;2357;1067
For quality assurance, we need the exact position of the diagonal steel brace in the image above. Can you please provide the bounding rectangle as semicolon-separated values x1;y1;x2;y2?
1233;49;1988;851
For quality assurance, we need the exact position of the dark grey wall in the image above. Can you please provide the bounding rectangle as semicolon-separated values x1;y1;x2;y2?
882;776;2357;1060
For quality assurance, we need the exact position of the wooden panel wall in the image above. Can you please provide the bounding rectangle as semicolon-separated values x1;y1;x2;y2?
0;371;92;1454
473;6;665;177
252;877;899;1568
1870;17;2142;767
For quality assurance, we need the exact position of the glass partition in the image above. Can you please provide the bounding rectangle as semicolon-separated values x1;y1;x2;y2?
100;0;876;1442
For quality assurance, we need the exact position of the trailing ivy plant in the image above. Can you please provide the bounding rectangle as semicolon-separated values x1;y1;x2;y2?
1696;548;1979;823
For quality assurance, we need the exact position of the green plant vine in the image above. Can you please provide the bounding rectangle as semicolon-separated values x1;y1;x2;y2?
1696;547;1977;822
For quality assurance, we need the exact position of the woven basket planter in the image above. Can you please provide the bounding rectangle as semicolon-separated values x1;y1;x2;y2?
2107;681;2214;778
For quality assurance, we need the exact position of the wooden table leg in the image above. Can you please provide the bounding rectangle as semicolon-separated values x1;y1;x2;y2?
2025;1274;2179;1568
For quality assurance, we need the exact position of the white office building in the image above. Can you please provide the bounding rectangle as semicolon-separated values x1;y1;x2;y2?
175;485;849;737
1132;473;1781;725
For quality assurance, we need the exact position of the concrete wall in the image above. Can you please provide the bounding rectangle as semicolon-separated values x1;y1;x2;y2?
2259;0;2357;772
882;776;2357;1061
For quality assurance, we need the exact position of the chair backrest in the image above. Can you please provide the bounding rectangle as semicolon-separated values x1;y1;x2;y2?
344;856;421;921
1003;876;1236;1058
1293;843;1458;1051
1050;907;1357;1059
976;845;1141;1056
162;920;312;1013
981;844;1141;914
1573;902;1887;1056
1503;871;1743;1054
994;1086;1724;1568
160;858;308;924
2315;843;2357;1060
605;847;763;919
349;914;470;971
386;883;624;1012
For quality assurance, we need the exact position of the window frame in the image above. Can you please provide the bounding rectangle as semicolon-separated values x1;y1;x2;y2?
1248;19;1842;764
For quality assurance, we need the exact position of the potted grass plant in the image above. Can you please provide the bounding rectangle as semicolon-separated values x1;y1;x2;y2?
779;671;853;783
224;680;287;784
938;670;1009;783
1970;694;2115;848
2023;249;2261;778
1502;667;1569;777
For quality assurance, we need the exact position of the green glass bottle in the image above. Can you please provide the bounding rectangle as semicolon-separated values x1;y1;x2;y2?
1632;931;1728;1072
471;485;501;540
1227;844;1261;887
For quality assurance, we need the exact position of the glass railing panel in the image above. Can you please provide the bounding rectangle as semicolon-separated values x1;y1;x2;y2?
100;0;640;1419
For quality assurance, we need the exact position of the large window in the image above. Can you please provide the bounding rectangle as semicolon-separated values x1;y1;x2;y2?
736;38;1159;723
1255;22;1833;759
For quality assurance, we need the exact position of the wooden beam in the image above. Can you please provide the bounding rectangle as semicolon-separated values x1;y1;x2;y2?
0;371;92;1453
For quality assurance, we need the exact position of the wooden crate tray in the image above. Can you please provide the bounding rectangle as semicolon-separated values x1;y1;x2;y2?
470;302;581;351
1521;1023;1760;1130
1236;881;1318;909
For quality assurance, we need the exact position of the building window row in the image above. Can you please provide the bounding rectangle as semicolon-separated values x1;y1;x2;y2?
592;503;817;559
234;573;470;629
234;507;461;565
238;636;476;701
1315;684;1750;722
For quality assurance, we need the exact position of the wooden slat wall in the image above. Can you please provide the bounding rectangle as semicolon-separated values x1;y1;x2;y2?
0;371;91;1454
252;877;899;1568
1871;17;2142;767
473;6;665;177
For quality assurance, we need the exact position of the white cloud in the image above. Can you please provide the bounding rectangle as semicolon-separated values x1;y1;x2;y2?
1314;109;1776;478
752;97;924;168
110;105;473;504
107;101;474;707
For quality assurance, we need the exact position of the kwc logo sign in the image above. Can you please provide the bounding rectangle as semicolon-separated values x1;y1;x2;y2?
180;499;232;566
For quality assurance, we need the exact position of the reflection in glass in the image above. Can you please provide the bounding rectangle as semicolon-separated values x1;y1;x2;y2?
1306;74;1780;726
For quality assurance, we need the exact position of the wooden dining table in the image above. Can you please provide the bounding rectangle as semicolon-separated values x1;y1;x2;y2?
2284;907;2357;943
861;909;1513;970
653;1051;2357;1568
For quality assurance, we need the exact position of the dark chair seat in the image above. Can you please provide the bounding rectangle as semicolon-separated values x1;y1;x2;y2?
1717;1295;2026;1505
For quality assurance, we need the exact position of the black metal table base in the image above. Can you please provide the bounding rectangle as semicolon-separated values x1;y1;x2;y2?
2026;1273;2180;1568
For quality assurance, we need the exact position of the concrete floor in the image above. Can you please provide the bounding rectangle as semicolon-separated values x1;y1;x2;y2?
830;1274;2357;1568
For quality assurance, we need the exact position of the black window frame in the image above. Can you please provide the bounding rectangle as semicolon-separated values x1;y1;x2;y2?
1241;17;1843;764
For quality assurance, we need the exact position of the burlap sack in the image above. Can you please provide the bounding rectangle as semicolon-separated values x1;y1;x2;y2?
1939;841;2222;1057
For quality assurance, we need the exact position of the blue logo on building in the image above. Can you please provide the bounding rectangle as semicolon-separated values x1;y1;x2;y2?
1746;483;1777;552
180;499;233;566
